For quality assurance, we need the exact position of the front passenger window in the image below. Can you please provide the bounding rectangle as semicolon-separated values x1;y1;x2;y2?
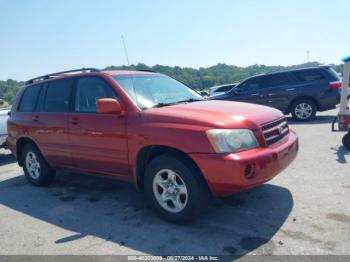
238;77;263;92
75;77;118;113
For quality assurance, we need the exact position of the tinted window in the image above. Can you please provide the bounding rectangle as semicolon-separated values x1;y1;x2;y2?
238;77;263;92
216;85;234;93
36;85;47;112
264;73;292;88
18;85;41;112
294;70;325;82
75;77;118;113
328;68;341;81
44;79;73;112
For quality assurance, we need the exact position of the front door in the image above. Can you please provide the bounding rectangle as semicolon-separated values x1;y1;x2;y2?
68;76;129;177
233;76;266;105
260;73;297;111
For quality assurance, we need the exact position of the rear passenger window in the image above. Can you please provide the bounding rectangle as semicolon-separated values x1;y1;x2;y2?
18;85;41;112
44;79;73;112
75;77;118;113
294;70;325;82
264;74;292;88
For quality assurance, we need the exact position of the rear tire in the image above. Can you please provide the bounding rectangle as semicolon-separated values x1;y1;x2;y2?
22;144;56;186
342;133;350;150
291;99;317;121
144;154;210;223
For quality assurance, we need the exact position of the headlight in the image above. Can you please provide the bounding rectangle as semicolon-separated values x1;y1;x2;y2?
206;129;259;153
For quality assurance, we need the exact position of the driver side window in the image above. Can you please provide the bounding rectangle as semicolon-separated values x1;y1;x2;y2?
75;77;118;113
238;77;263;92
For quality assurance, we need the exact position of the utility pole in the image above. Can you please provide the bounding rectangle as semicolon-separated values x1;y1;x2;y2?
306;50;310;63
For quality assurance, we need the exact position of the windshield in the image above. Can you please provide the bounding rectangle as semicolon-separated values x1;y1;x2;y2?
113;74;203;109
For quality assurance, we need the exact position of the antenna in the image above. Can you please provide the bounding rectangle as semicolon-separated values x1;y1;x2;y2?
306;50;310;63
121;35;141;108
121;35;130;66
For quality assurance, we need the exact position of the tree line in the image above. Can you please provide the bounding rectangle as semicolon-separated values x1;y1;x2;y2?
0;62;343;105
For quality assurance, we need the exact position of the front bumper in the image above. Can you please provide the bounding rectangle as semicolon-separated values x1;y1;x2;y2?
190;131;298;197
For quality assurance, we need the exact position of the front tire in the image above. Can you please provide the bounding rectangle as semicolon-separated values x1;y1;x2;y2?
342;133;350;150
291;99;317;121
22;144;56;186
144;154;210;223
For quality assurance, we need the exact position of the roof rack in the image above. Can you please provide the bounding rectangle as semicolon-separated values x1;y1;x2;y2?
135;69;157;73
25;68;101;84
265;65;330;75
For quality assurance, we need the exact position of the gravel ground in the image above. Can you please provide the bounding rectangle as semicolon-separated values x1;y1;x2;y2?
0;108;349;257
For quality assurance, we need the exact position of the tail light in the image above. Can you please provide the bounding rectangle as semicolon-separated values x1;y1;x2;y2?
330;81;341;89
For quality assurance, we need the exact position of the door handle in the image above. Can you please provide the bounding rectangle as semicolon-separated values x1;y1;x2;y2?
286;88;295;91
268;93;273;97
32;116;39;122
251;93;260;96
70;117;79;125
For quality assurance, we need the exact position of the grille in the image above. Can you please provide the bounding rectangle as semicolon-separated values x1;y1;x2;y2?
261;117;289;146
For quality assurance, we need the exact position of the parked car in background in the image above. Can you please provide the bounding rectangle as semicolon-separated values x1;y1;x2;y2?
7;68;298;223
0;108;10;148
209;83;238;97
211;66;341;121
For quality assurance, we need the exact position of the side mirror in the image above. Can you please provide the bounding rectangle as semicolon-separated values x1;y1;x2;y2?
200;91;209;97
96;98;123;114
232;88;242;95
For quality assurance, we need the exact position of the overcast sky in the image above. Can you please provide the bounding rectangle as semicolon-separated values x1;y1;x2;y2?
0;0;349;81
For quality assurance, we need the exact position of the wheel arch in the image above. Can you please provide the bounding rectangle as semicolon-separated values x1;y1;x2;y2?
135;145;210;193
288;96;320;113
16;137;40;166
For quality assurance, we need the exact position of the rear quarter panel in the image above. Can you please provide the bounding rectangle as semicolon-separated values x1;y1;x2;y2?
292;69;340;110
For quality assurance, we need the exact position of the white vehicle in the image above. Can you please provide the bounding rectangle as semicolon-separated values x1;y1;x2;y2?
0;109;10;148
209;83;238;97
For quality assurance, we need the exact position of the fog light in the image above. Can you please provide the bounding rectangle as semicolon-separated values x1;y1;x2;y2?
244;164;255;179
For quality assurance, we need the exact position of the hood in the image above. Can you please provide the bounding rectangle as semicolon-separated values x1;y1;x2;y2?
141;100;283;130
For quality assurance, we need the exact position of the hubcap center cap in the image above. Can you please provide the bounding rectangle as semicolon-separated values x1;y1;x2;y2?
167;185;176;194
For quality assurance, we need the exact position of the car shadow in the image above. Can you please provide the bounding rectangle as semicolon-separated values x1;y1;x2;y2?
0;172;294;257
331;145;350;164
0;150;16;166
287;115;335;125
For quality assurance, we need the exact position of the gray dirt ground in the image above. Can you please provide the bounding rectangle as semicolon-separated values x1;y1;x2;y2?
0;108;349;257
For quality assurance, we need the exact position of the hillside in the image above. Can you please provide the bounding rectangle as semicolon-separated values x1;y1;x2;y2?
0;62;342;105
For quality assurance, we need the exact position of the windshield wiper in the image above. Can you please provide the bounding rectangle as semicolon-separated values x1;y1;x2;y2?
174;98;203;104
150;99;203;109
151;102;177;108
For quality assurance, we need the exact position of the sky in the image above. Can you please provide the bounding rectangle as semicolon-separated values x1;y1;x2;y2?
0;0;349;81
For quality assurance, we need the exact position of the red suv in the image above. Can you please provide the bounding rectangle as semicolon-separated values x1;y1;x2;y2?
7;68;298;223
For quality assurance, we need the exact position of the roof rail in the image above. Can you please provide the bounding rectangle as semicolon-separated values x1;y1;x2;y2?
265;65;329;75
25;68;101;84
135;69;157;73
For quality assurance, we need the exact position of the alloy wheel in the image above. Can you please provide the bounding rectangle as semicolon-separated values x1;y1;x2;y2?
152;169;188;213
294;103;313;119
25;151;41;179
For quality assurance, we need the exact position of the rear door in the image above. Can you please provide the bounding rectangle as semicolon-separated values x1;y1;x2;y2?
260;73;296;111
34;79;74;168
13;84;42;148
67;76;129;177
232;76;266;104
